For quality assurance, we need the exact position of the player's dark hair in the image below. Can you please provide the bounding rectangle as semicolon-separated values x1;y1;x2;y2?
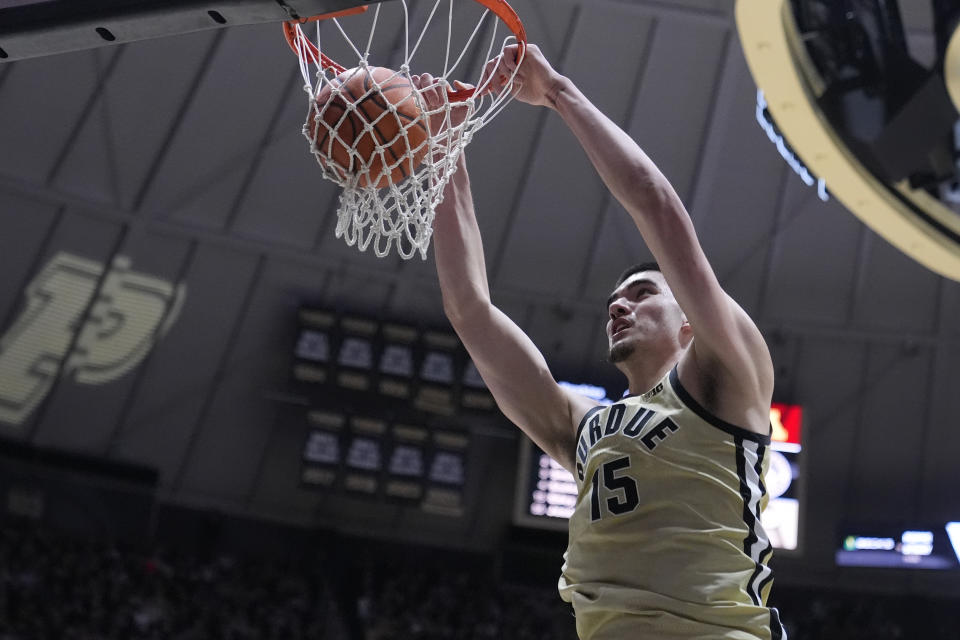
614;262;661;289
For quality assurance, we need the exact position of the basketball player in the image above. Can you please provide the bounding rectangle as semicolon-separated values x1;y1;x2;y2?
422;43;786;639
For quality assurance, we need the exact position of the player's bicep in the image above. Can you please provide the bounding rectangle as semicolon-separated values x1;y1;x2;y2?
645;216;771;388
686;287;773;394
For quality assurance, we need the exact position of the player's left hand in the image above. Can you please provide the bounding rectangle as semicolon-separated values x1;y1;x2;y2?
410;73;473;136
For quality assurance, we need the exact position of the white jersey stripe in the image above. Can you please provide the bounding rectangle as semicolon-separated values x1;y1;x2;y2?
738;438;774;608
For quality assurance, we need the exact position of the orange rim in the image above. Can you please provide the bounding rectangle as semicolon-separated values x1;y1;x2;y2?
283;0;526;101
283;6;370;74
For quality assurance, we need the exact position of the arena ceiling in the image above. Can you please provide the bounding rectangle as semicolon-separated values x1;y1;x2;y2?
0;0;957;589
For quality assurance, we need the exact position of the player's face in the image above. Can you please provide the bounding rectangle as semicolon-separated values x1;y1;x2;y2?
606;271;686;363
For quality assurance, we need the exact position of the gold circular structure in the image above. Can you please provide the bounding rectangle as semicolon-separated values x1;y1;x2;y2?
736;0;960;282
946;21;960;112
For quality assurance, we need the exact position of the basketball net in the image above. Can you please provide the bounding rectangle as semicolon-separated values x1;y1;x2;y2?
285;0;526;259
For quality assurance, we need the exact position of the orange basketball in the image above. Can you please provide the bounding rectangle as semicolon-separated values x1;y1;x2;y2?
307;67;430;189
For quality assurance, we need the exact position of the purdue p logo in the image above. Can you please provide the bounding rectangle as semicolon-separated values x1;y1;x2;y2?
0;252;186;426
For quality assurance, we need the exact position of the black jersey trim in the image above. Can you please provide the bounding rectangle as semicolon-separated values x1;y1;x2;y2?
735;439;758;555
754;444;768;499
668;366;770;444
770;607;785;640
575;405;606;441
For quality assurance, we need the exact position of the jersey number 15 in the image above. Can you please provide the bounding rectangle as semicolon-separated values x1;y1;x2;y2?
590;456;640;521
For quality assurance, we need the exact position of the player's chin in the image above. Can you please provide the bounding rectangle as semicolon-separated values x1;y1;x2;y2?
607;339;635;364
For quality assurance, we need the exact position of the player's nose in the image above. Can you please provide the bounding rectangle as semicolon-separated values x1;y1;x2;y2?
608;299;629;320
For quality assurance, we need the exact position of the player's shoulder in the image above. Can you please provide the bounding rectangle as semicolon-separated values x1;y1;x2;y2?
675;351;772;438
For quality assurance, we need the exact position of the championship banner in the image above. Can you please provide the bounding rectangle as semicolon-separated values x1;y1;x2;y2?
292;308;483;516
377;323;418;400
461;359;495;411
342;416;387;496
293;308;336;384
300;410;346;489
422;430;469;516
414;331;460;415
293;307;498;415
384;423;429;504
336;316;378;392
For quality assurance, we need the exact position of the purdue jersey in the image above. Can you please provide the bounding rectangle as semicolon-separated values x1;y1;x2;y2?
558;366;786;640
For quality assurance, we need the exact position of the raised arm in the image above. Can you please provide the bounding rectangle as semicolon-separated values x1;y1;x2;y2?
432;154;596;472
486;45;773;432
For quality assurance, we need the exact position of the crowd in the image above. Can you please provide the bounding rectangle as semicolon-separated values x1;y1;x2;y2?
0;523;344;640
354;550;958;640
355;554;577;640
772;585;956;640
1;519;957;639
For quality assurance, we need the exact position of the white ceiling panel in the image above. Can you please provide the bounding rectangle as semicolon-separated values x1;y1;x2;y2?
176;258;320;501
79;31;217;211
852;230;942;333
228;76;340;249
692;52;786;282
47;50;123;205
940;279;960;337
920;347;960;522
109;242;260;483
846;345;931;522
760;184;864;326
630;19;729;203
0;49;118;184
495;7;656;294
790;336;866;568
139;25;292;227
0;192;60;324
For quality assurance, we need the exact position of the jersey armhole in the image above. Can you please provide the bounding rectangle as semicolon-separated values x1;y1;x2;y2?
574;405;605;441
668;366;771;445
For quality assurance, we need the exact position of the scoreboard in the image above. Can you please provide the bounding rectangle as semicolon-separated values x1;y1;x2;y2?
836;525;960;570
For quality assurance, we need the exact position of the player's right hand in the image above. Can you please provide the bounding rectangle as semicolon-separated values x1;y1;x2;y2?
480;43;563;108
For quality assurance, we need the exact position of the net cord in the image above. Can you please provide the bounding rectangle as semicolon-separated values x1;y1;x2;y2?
291;0;524;259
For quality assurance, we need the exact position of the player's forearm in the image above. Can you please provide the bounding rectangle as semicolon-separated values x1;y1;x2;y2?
549;74;731;330
550;76;686;236
433;160;493;327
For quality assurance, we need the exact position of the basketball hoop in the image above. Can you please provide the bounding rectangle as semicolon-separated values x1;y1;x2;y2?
284;0;526;259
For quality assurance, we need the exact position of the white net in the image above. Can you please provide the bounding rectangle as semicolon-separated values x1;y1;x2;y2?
288;0;524;259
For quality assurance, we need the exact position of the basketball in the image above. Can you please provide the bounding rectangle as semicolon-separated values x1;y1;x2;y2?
307;66;430;189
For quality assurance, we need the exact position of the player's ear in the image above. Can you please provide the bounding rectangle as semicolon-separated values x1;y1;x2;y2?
679;312;693;339
680;324;694;349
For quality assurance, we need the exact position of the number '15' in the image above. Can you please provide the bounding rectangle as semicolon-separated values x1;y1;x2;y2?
590;456;640;522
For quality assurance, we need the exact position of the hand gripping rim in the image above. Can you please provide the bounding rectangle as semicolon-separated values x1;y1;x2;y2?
282;0;526;102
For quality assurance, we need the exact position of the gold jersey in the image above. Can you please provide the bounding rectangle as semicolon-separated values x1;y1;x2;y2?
558;366;786;640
